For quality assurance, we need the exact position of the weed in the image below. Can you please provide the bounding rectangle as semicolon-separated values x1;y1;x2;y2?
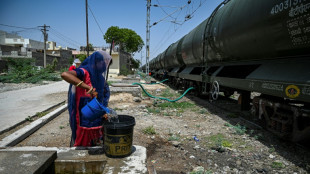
0;58;61;84
199;109;208;114
147;108;160;114
35;111;48;117
157;102;195;109
142;126;156;135
234;124;247;135
160;88;174;98
59;126;64;129
107;81;114;86
25;116;33;122
224;123;247;135
205;133;233;149
222;140;232;148
195;124;201;128
176;112;182;117
268;147;275;153
168;135;180;141
114;107;123;111
271;161;284;169
164;112;172;116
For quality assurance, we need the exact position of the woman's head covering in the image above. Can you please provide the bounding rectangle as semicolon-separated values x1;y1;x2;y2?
79;51;112;103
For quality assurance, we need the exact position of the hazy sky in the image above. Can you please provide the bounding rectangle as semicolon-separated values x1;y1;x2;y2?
0;0;223;63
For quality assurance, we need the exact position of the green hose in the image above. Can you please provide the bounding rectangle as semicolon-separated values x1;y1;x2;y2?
132;82;194;102
140;79;168;85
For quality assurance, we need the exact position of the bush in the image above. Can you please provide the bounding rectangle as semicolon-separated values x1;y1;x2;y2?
0;58;61;84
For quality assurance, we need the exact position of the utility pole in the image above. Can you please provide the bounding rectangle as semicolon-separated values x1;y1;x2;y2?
39;24;50;68
140;50;143;70
85;0;89;57
146;0;151;77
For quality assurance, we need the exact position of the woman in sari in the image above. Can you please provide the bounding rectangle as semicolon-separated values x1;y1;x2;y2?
61;51;112;146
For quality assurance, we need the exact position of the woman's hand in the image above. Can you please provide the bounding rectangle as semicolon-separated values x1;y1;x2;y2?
90;88;98;98
87;87;98;98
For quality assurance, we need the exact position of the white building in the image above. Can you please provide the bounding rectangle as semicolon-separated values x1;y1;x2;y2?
0;30;45;49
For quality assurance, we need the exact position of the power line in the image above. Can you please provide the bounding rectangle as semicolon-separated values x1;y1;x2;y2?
0;23;38;30
50;28;83;45
150;0;208;57
88;5;104;36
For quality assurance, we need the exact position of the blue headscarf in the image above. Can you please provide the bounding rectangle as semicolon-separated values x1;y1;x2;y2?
79;51;111;103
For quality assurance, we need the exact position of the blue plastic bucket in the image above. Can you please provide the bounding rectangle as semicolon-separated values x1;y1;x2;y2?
81;98;107;120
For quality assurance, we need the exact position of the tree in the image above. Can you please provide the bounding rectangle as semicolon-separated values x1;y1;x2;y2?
104;26;144;54
87;43;94;51
130;58;140;69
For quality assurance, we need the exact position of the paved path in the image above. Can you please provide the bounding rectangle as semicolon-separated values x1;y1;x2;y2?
0;81;69;133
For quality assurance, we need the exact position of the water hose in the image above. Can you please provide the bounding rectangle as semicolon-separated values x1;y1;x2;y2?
132;82;194;102
140;79;168;85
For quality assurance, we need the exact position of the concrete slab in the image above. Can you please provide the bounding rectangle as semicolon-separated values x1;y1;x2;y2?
110;86;141;97
0;80;68;133
0;150;57;174
0;104;67;147
1;145;147;174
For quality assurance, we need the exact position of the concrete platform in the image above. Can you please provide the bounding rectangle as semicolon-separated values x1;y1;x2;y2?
0;145;147;174
110;85;141;97
0;150;57;174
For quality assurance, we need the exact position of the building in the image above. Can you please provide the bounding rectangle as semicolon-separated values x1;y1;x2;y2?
0;30;45;49
73;46;131;78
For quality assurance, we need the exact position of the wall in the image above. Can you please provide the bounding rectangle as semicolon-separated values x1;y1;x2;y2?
119;50;131;74
108;53;120;77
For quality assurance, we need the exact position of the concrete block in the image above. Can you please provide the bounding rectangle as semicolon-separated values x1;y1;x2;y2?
0;150;57;174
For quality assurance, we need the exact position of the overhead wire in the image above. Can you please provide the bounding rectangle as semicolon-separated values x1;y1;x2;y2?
88;4;105;36
150;0;208;57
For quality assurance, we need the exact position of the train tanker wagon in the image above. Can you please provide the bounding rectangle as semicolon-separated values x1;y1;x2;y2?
149;0;310;142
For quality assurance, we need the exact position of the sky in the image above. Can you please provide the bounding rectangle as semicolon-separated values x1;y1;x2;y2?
0;0;223;64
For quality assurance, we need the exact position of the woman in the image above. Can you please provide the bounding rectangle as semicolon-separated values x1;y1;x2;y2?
61;51;112;147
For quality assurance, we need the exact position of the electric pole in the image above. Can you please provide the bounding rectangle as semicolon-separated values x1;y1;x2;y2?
39;24;50;68
140;50;143;70
146;0;151;77
86;0;89;57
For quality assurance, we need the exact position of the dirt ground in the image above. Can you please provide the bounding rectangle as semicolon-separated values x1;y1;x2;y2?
15;83;310;174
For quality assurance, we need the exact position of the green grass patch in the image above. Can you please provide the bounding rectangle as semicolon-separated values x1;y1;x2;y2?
142;126;156;135
163;112;172;116
168;135;180;141
271;161;284;169
157;101;195;109
205;133;233;149
35;111;48;117
224;123;247;135
147;107;160;114
25;116;33;122
199;109;208;114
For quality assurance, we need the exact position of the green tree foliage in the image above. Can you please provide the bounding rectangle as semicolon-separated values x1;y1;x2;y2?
76;54;87;63
130;58;140;69
104;26;144;54
87;43;94;51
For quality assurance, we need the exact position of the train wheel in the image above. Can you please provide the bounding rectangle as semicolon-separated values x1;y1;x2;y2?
210;81;219;100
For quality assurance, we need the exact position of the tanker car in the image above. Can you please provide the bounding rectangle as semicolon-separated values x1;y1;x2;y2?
142;0;310;142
